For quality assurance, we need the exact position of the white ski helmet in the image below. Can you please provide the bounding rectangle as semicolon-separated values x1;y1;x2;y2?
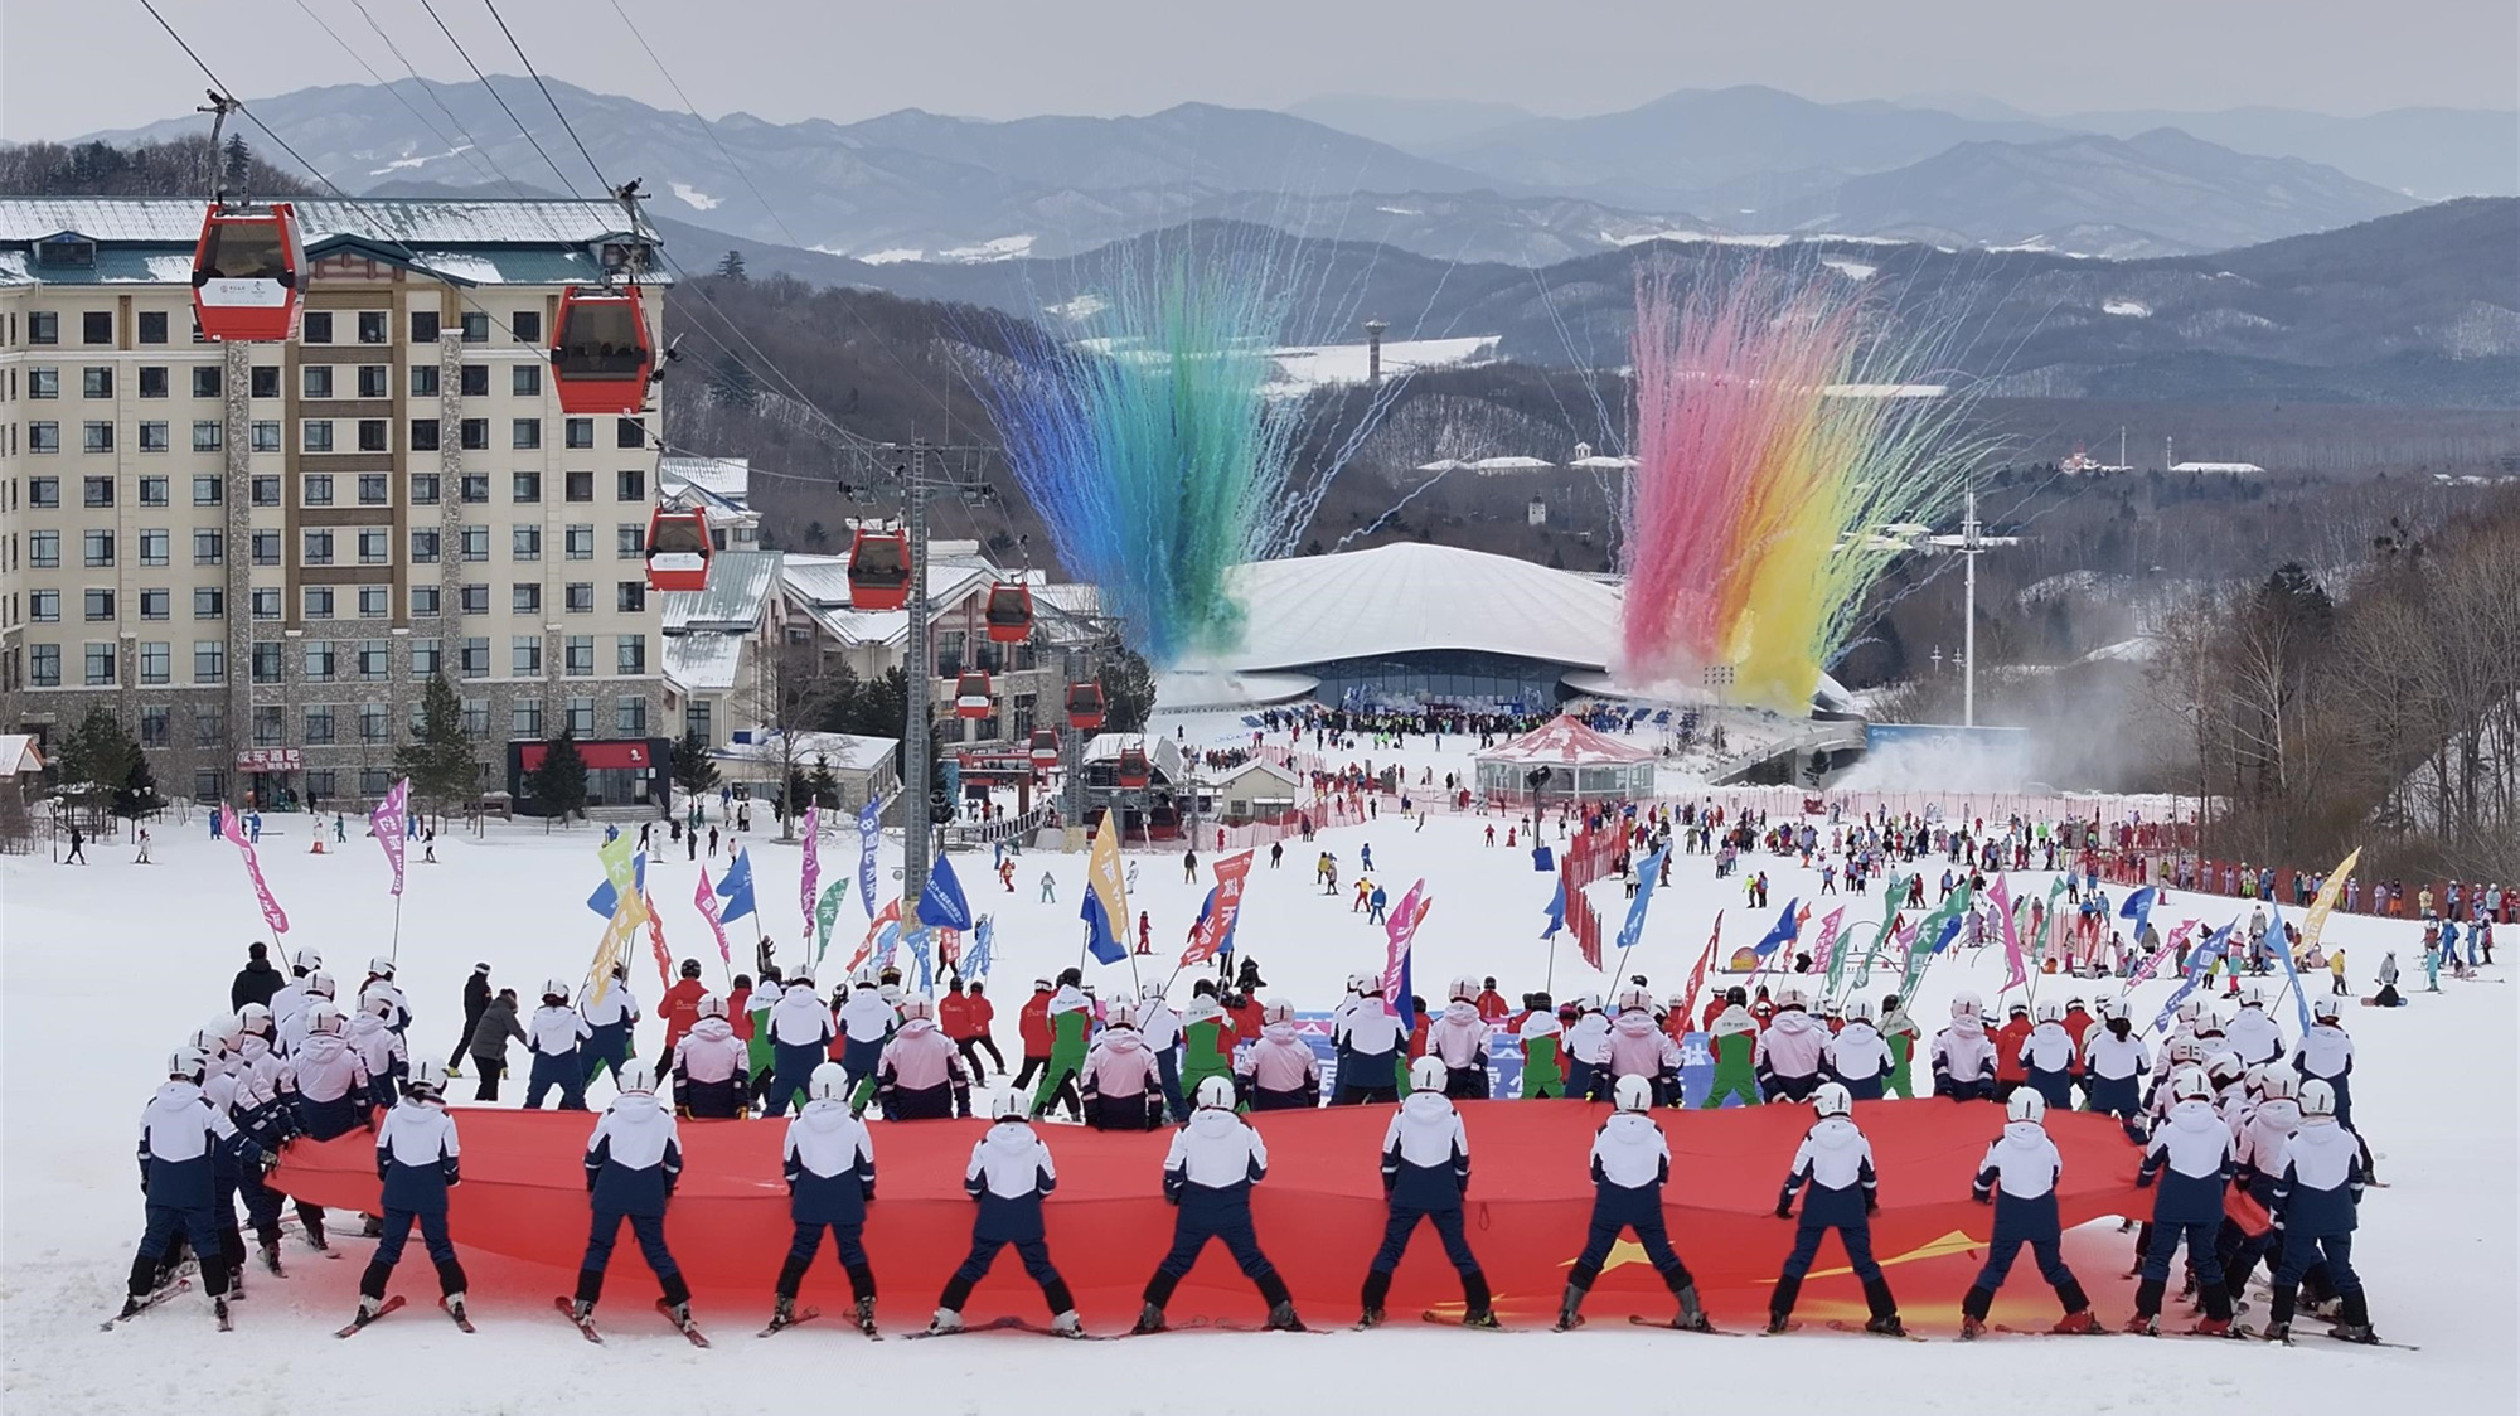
1449;976;1478;1004
1142;982;1168;1004
991;1091;1028;1121
2007;1090;2047;1124
168;1047;208;1080
808;1062;849;1103
1612;1074;1654;1113
236;1003;273;1037
543;978;572;1001
617;1061;659;1096
1344;973;1371;996
2168;1036;2203;1065
1194;1075;1237;1111
2206;1051;2247;1089
2035;1000;2064;1024
2170;1066;2214;1103
698;993;728;1021
1615;985;1653;1014
306;1002;343;1035
2175;998;2202;1024
899;995;936;1023
1812;1082;1853;1119
368;956;395;978
2298;1079;2338;1118
364;989;397;1019
291;947;324;974
192;1017;241;1056
305;971;336;1000
2313;997;2341;1022
2258;1066;2299;1100
1577;992;1604;1014
1843;999;1876;1025
1950;990;1984;1020
1261;999;1293;1026
408;1060;449;1096
1409;1056;1449;1093
1105;1002;1138;1031
1777;985;1809;1011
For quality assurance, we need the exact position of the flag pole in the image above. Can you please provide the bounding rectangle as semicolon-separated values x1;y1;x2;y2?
389;890;406;968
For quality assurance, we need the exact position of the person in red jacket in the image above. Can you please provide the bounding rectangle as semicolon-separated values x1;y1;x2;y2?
659;959;708;1054
962;981;1004;1077
1700;995;1726;1032
1225;989;1265;1048
940;978;976;1045
2060;997;2095;1053
1012;979;1056;1093
1473;977;1509;1023
1992;1000;2035;1102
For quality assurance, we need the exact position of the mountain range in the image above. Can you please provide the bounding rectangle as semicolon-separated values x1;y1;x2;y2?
70;78;2510;266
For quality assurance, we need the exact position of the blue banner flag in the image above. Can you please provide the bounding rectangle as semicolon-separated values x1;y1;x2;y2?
856;799;883;921
917;850;974;930
1541;879;1567;940
1754;898;1803;957
2120;885;2159;941
2266;898;2312;1039
2153;921;2236;1034
716;847;757;924
1615;846;1669;957
586;851;648;918
964;917;995;983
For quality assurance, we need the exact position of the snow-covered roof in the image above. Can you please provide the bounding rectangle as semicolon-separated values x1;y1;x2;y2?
1192;542;1624;676
2169;461;2265;474
662;632;745;693
0;733;45;774
1210;759;1304;792
714;729;897;774
659;456;751;507
660;550;782;631
1478;715;1656;766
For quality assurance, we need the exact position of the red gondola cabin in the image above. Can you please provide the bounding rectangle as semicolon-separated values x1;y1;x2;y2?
848;530;912;611
983;583;1034;643
1029;730;1060;768
191;202;304;343
1116;746;1151;789
643;508;711;592
1064;682;1105;731
549;285;655;416
953;671;992;720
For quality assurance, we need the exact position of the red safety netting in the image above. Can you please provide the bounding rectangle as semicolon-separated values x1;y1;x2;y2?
274;1101;2145;1328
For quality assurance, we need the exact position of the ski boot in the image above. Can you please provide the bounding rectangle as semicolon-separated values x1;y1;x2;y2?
2052;1309;2101;1335
259;1241;285;1277
1553;1282;1585;1332
1356;1305;1386;1329
2190;1316;2233;1337
2262;1321;2292;1344
1263;1301;1305;1332
1132;1302;1167;1335
927;1307;963;1335
852;1296;877;1336
113;1295;146;1322
1865;1313;1907;1337
1462;1306;1502;1329
1049;1309;1085;1337
1960;1315;1986;1340
2124;1311;2159;1335
1668;1283;1712;1333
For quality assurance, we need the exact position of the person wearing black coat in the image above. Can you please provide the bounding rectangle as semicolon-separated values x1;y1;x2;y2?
229;942;284;1012
448;964;492;1070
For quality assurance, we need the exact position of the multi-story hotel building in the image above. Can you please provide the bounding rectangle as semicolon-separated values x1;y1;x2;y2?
0;198;672;811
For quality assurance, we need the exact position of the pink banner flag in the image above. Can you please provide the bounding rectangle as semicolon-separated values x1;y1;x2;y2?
1991;875;2027;994
2127;919;2195;987
224;806;291;936
1809;906;1847;977
800;803;822;937
1182;851;1255;968
368;777;409;897
642;891;674;990
1379;878;1430;1005
694;866;733;971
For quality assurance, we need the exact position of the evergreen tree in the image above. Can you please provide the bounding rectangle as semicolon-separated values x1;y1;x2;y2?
56;706;140;812
115;753;166;822
671;727;721;796
715;248;747;280
806;754;841;809
709;351;760;407
1100;648;1157;735
222;134;251;191
394;674;477;819
528;731;589;823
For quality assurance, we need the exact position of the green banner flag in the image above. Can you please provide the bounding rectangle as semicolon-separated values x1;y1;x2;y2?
1841;872;1907;999
811;878;852;967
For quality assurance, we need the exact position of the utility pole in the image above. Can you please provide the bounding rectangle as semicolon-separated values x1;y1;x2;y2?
1962;485;1978;729
901;438;932;917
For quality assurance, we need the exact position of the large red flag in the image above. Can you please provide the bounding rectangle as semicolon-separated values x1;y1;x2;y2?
1181;851;1255;967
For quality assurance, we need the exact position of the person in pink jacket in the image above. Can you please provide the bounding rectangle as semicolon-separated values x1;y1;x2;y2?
1755;987;1830;1103
1082;1003;1164;1131
875;997;972;1121
1236;1001;1321;1110
1423;979;1494;1099
1604;987;1683;1105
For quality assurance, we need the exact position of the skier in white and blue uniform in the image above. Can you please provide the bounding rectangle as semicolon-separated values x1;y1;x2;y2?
570;1062;694;1329
930;1094;1084;1336
1769;1082;1903;1335
772;1064;878;1334
189;1019;252;1298
578;965;641;1093
2080;999;2150;1137
835;973;897;1105
228;1003;297;1273
1135;1076;1302;1333
2128;1065;2236;1334
2292;998;2357;1127
2224;988;2286;1067
1555;1074;1709;1332
2021;1002;2079;1112
1360;1057;1494;1328
1958;1091;2098;1338
2264;1078;2379;1344
525;979;592;1111
763;974;836;1117
288;1001;368;1253
352;1060;468;1327
1332;979;1404;1105
118;1048;263;1326
2221;1065;2303;1314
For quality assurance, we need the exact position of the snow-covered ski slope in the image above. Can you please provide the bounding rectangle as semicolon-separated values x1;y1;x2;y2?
5;729;2513;1414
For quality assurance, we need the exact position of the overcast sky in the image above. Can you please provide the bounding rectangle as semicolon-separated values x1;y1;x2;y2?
3;0;2514;139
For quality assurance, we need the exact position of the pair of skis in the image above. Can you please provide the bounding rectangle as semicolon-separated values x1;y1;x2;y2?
550;1296;709;1346
333;1295;475;1338
758;1306;882;1340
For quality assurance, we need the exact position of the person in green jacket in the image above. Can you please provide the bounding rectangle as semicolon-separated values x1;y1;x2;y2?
1518;993;1565;1098
1700;988;1762;1108
1028;968;1095;1120
1879;995;1922;1100
1178;984;1237;1103
741;966;781;1113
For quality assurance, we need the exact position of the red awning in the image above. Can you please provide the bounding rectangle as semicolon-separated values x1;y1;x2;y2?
517;741;652;772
